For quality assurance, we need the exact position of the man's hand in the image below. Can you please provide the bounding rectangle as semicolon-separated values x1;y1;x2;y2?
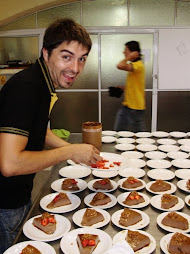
70;144;102;166
126;51;139;61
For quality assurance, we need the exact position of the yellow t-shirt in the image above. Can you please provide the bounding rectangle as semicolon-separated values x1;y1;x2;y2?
122;60;145;110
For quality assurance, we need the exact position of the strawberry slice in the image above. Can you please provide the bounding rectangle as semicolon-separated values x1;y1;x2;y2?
41;218;48;226
88;239;96;246
82;239;89;247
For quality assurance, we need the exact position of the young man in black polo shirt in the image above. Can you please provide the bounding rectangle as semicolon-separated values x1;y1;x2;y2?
0;18;102;252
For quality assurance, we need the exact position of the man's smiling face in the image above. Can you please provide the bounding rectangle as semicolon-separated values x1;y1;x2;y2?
43;40;89;89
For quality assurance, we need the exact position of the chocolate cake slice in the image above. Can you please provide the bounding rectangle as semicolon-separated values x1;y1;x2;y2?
81;208;104;226
161;212;189;230
47;193;71;209
32;212;56;234
119;208;142;227
161;194;178;209
122;177;142;189
123;191;145;206
126;230;150;252
62;178;79;191
90;192;111;206
186;179;190;190
77;233;100;254
93;178;113;190
150;179;171;192
21;244;41;254
168;232;190;254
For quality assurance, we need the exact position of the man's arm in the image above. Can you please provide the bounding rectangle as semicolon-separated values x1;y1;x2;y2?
117;51;139;71
0;132;101;177
45;128;70;148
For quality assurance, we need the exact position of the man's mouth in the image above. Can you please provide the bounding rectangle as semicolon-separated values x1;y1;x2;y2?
63;72;77;83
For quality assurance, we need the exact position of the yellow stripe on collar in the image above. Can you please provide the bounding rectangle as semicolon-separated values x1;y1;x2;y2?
49;92;58;115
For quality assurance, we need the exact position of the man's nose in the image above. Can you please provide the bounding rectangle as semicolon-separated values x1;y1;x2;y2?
70;59;79;73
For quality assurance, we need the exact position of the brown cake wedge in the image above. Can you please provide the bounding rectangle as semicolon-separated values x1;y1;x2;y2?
123;191;145;206
93;178;113;190
122;176;143;189
32;212;56;234
126;230;151;252
47;193;71;209
62;178;79;191
21;244;41;254
81;208;104;226
77;233;100;254
90;192;111;206
119;208;142;227
161;194;178;209
161;212;189;230
150;179;171;192
168;232;190;254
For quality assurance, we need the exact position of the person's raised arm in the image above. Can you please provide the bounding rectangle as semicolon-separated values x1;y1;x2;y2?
117;51;139;71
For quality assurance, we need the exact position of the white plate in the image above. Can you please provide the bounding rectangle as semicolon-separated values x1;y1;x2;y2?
111;209;150;230
147;169;175;181
158;144;179;152
117;131;134;137
113;229;156;254
84;192;117;209
180;144;190;153
177;179;190;193
102;136;117;143
145;151;167;160
185;194;190;207
121;151;144;159
135;132;152;138
102;130;117;136
147;159;172;169
146;181;177;195
72;208;110;228
152;131;169;138
172;159;190;168
92;169;118;178
136;138;155;144
167;151;189;160
118;178;146;191
88;179;118;192
91;152;125;171
23;214;71;241
116;137;135;144
3;241;56;254
136;144;157;152
157;211;190;233
170;131;187;138
51;178;87;193
160;232;190;254
60;228;112;254
178;139;190;145
175;169;190;179
157;138;176;145
115;143;135;151
118;168;145;178
67;159;76;165
123;158;146;168
150;194;185;211
59;165;91;178
40;193;81;213
117;192;150;209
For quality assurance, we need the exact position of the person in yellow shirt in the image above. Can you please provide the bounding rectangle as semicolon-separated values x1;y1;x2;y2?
114;41;146;132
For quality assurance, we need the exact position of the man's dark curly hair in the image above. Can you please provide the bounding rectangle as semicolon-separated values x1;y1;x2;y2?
42;18;92;57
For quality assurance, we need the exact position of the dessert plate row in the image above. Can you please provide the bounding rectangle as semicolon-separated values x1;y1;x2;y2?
3;241;56;254
157;211;190;233
150;194;185;211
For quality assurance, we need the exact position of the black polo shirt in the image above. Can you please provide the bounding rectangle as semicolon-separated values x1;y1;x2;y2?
0;57;57;208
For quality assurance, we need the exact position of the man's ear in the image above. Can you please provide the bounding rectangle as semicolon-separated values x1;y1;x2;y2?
42;48;49;61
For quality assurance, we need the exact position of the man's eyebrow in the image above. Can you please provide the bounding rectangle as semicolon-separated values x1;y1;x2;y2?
60;49;89;57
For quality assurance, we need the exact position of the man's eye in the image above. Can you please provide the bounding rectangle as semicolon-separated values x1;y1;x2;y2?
63;55;71;60
79;57;86;62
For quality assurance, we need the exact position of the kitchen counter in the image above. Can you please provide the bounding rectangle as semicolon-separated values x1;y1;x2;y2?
13;133;190;254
